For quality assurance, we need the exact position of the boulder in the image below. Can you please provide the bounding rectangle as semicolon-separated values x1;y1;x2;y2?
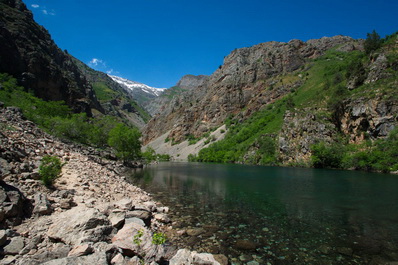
108;212;125;228
124;217;145;227
68;244;93;257
3;236;25;255
170;249;221;265
115;198;133;211
154;213;171;224
110;253;125;264
192;251;221;265
126;210;151;223
112;222;165;262
41;252;108;265
33;193;52;215
47;206;110;245
169;249;193;265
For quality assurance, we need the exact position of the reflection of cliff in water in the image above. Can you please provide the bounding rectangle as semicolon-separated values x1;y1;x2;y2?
128;162;398;264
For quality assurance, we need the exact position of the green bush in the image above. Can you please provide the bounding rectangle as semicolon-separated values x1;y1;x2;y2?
310;141;346;169
108;124;141;162
39;156;63;187
152;232;167;245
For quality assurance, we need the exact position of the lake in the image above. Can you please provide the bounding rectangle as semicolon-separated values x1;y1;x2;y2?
128;162;398;264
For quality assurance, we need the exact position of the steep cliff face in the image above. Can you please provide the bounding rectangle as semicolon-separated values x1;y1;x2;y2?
275;37;398;165
143;36;362;144
144;74;209;116
0;0;102;115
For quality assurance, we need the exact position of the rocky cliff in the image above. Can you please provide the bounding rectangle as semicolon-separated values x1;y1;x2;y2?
144;33;398;167
143;36;362;144
0;0;103;115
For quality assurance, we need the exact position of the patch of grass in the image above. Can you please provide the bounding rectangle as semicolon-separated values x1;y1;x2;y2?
92;82;118;101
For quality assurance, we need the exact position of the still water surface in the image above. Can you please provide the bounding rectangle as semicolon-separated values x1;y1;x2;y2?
129;162;398;264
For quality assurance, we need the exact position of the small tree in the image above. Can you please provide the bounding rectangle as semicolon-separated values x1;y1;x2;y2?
364;30;382;54
39;155;63;187
108;124;141;163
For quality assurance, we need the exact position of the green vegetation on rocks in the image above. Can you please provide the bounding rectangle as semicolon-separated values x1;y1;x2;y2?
0;73;143;163
190;31;398;173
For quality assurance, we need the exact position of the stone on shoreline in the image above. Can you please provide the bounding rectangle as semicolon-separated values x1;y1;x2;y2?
112;222;165;262
170;249;221;265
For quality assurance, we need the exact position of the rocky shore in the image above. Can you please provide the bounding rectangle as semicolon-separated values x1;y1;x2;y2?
0;105;224;265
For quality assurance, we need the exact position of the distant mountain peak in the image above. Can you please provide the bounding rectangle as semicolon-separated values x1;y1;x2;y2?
108;75;166;97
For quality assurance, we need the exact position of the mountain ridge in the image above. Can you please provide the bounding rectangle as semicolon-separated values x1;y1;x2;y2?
143;32;398;170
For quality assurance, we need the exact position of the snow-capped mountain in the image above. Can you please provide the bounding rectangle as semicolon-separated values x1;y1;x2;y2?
108;75;166;97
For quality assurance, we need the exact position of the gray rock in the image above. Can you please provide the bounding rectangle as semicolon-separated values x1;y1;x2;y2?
33;193;52;215
111;222;165;262
0;158;12;178
110;253;125;264
126;210;151;222
108;212;125;228
169;249;193;265
68;244;94;257
3;236;24;255
0;256;16;265
47;206;110;245
19;234;43;254
125;217;145;227
154;213;171;224
192;251;221;265
41;252;108;265
115;198;133;211
79;225;114;244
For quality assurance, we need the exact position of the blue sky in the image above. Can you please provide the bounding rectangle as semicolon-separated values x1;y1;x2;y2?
25;0;398;88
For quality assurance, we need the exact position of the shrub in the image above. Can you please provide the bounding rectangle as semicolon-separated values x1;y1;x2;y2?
108;124;141;162
310;141;345;169
152;232;167;245
39;156;63;187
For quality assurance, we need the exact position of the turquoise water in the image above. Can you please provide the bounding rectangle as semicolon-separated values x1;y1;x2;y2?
129;162;398;264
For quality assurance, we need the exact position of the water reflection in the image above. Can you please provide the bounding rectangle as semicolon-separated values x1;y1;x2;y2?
129;162;398;264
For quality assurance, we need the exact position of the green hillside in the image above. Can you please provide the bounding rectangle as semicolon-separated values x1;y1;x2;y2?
190;32;398;173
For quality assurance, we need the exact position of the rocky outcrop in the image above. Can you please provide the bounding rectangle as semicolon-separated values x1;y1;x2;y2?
143;36;363;145
277;109;338;165
175;75;209;90
338;97;398;143
145;75;209;117
0;0;103;115
276;94;398;164
0;106;222;264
